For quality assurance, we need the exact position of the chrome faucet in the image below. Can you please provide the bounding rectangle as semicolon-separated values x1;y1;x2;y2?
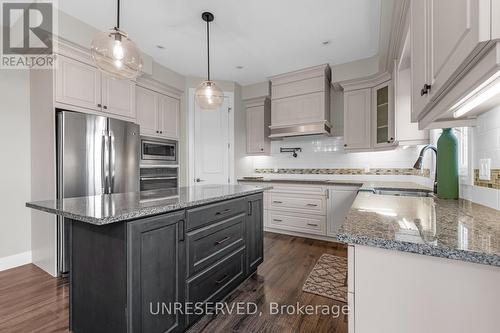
413;144;437;193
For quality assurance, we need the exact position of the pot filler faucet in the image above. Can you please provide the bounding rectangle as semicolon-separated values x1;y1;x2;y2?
413;144;437;193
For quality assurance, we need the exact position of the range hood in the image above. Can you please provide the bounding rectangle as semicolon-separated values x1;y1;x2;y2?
269;121;331;138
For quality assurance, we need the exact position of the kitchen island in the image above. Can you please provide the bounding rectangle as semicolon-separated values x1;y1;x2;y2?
27;185;270;333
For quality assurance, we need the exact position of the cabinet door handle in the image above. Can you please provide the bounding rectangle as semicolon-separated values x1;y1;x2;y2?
215;208;231;216
103;105;108;109
272;200;283;204
273;219;282;222
97;103;102;108
215;236;231;245
307;223;318;227
420;84;431;96
306;203;318;207
215;274;229;285
344;144;347;147
178;220;185;241
248;201;253;216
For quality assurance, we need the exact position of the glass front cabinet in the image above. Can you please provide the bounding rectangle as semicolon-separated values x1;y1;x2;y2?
372;81;395;148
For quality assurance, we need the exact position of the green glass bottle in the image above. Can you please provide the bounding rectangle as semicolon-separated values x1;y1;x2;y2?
437;128;459;199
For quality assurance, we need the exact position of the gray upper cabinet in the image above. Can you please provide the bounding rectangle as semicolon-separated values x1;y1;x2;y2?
55;54;136;120
343;88;372;150
128;211;186;333
410;0;500;127
245;97;271;155
269;64;331;137
136;84;180;140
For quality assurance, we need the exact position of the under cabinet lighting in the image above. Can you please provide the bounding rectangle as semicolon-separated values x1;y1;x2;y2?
452;70;500;118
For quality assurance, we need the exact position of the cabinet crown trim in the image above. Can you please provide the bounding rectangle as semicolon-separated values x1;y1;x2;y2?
338;72;391;91
269;64;331;85
243;96;270;108
137;77;183;99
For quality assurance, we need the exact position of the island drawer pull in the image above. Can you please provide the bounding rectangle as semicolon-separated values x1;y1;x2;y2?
215;274;229;284
306;203;318;207
307;223;318;227
273;219;282;222
215;236;231;245
272;200;283;204
215;208;231;216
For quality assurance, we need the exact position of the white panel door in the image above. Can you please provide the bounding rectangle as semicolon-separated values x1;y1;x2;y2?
343;89;371;149
428;0;487;100
194;97;230;185
55;55;102;111
136;86;159;137
102;76;136;119
158;94;180;140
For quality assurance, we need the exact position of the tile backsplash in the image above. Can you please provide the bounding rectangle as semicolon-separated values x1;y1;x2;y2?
248;135;432;172
255;168;430;177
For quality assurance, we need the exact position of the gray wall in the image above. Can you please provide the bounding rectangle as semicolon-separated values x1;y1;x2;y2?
0;70;32;262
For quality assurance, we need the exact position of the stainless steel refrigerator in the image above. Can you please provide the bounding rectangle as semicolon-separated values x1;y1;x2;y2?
56;110;140;275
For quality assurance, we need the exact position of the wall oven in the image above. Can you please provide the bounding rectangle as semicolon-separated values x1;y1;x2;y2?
140;137;178;191
141;137;177;164
140;166;178;191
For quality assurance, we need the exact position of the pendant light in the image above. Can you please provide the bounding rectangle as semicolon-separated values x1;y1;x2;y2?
195;12;224;110
90;0;143;80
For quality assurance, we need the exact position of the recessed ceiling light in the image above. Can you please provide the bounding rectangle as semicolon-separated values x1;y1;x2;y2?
236;66;244;69
156;45;165;50
322;40;330;45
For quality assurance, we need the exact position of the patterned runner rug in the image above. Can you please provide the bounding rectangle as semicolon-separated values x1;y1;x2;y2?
302;253;347;303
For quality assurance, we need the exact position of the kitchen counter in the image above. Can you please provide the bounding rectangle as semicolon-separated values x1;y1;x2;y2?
26;184;271;225
238;177;432;191
337;191;500;267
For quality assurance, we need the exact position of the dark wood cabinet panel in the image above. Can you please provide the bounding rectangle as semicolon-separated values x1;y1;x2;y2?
186;213;246;276
128;211;186;333
246;194;264;274
186;197;246;231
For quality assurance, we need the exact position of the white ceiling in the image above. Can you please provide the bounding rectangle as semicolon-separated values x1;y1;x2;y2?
59;0;382;85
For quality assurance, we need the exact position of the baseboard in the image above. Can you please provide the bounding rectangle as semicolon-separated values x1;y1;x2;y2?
0;251;32;272
264;227;341;243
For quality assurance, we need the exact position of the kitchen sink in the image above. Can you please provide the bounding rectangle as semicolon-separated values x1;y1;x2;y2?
372;189;434;197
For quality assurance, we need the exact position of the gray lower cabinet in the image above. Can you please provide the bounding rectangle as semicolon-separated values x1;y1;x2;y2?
69;194;263;333
128;211;186;333
246;194;264;274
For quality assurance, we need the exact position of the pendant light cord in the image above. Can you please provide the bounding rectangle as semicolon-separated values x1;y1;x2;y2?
206;19;210;81
116;0;120;29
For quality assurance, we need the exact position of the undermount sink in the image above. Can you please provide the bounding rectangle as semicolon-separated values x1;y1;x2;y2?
372;189;434;198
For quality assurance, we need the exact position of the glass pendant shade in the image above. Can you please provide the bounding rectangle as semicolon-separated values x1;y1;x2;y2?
195;80;224;110
91;28;142;80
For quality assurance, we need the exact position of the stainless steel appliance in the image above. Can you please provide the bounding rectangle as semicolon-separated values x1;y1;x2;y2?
56;110;140;275
140;165;178;191
141;136;177;164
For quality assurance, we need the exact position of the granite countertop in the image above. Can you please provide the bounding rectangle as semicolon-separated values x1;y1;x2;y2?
26;185;271;225
337;191;500;267
238;177;432;191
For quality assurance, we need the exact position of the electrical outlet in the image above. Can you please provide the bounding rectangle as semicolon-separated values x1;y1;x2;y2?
479;158;491;181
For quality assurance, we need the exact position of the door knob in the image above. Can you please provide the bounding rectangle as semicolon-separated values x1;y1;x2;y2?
195;178;204;183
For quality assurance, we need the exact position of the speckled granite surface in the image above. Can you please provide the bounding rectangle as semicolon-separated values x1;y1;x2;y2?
238;178;432;191
26;185;271;225
337;192;500;267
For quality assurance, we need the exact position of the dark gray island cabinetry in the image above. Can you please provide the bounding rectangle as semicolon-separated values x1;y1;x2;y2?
26;185;268;333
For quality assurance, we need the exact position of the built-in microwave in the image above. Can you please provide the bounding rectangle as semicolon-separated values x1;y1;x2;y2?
140;137;177;165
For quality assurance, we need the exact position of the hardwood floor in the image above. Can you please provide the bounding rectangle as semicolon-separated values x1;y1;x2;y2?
0;233;347;333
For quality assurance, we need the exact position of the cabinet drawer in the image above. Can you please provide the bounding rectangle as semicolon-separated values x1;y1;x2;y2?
268;211;326;235
186;214;245;276
186;198;246;231
186;248;245;324
269;193;325;215
269;184;325;195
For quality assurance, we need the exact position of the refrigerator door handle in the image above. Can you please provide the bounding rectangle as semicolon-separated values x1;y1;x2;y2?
102;132;110;194
109;131;116;193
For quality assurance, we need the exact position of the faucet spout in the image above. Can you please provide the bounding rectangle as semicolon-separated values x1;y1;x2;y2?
414;145;438;193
